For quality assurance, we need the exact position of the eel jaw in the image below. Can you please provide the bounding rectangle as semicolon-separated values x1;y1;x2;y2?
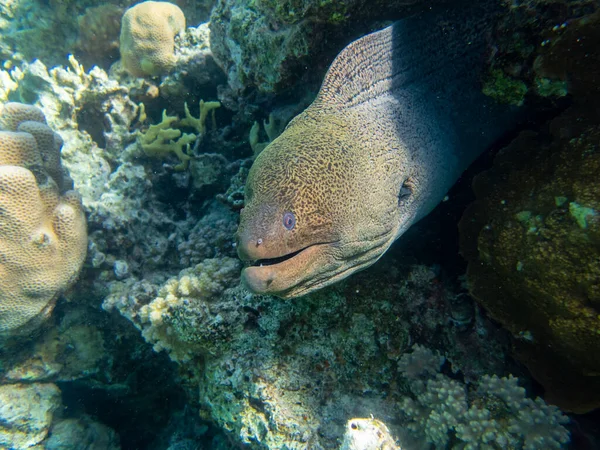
241;242;336;298
240;226;400;299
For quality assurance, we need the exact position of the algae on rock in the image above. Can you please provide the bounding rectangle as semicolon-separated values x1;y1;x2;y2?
460;11;600;414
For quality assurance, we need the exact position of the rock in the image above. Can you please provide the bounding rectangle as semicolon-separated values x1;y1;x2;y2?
459;11;600;414
0;383;61;448
44;416;120;450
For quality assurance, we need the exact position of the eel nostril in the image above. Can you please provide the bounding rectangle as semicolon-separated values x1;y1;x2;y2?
256;238;263;246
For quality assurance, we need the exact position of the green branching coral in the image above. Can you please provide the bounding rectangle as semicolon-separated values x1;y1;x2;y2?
137;99;221;170
180;99;220;135
249;112;286;156
139;110;196;170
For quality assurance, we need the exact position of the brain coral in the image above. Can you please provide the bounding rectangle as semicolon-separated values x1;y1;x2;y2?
119;1;186;77
0;102;87;336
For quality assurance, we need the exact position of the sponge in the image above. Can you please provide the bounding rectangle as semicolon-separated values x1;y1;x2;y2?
0;103;87;335
119;1;186;77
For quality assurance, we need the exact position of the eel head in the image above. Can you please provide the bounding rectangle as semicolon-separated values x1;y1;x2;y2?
236;115;404;298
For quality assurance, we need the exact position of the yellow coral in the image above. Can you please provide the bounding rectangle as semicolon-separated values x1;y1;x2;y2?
180;100;220;135
137;100;221;170
138;110;195;170
0;103;87;335
119;1;186;77
136;257;240;362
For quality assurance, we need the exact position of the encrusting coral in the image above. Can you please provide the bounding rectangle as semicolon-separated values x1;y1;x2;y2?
119;1;186;77
104;257;241;363
0;382;62;448
75;4;124;69
459;10;600;413
0;102;87;336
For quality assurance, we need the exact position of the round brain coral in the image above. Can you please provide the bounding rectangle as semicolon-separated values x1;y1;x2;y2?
0;103;87;336
119;1;186;77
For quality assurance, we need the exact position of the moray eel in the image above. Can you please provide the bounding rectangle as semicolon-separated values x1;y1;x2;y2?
237;1;519;298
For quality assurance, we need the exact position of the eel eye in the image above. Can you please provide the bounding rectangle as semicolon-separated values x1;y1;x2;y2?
283;212;296;230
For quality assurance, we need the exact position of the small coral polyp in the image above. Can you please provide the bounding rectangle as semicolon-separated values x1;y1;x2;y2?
0;102;87;336
119;1;186;77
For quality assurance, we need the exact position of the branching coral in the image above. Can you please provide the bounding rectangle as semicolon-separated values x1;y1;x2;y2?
398;346;570;449
138;100;221;170
249;112;286;156
456;375;570;450
138;110;196;170
180;99;220;135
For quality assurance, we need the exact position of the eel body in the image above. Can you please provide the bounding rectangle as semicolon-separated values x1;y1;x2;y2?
237;1;519;298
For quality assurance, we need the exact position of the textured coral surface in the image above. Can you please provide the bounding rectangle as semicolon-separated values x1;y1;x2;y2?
0;103;87;335
120;1;186;77
461;111;600;413
460;10;600;413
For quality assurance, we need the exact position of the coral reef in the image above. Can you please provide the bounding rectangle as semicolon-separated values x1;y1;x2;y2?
340;418;399;450
1;1;596;448
137;99;220;170
209;0;425;99
0;22;242;446
105;256;242;362
0;102;87;336
0;381;120;449
44;415;120;450
460;10;600;413
75;4;124;69
398;346;569;449
0;0;125;67
102;255;518;448
249;112;286;156
138;109;196;170
0;47;231;282
153;22;227;105
215;158;252;210
459;110;600;412
120;1;186;77
483;0;597;105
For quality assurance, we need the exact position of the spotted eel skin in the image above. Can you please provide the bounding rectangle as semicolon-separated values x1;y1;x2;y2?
237;0;519;298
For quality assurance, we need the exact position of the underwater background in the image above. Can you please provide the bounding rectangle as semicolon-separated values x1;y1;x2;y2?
0;0;598;448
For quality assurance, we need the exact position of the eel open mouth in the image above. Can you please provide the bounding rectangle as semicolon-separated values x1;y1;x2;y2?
241;242;336;297
250;247;306;267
